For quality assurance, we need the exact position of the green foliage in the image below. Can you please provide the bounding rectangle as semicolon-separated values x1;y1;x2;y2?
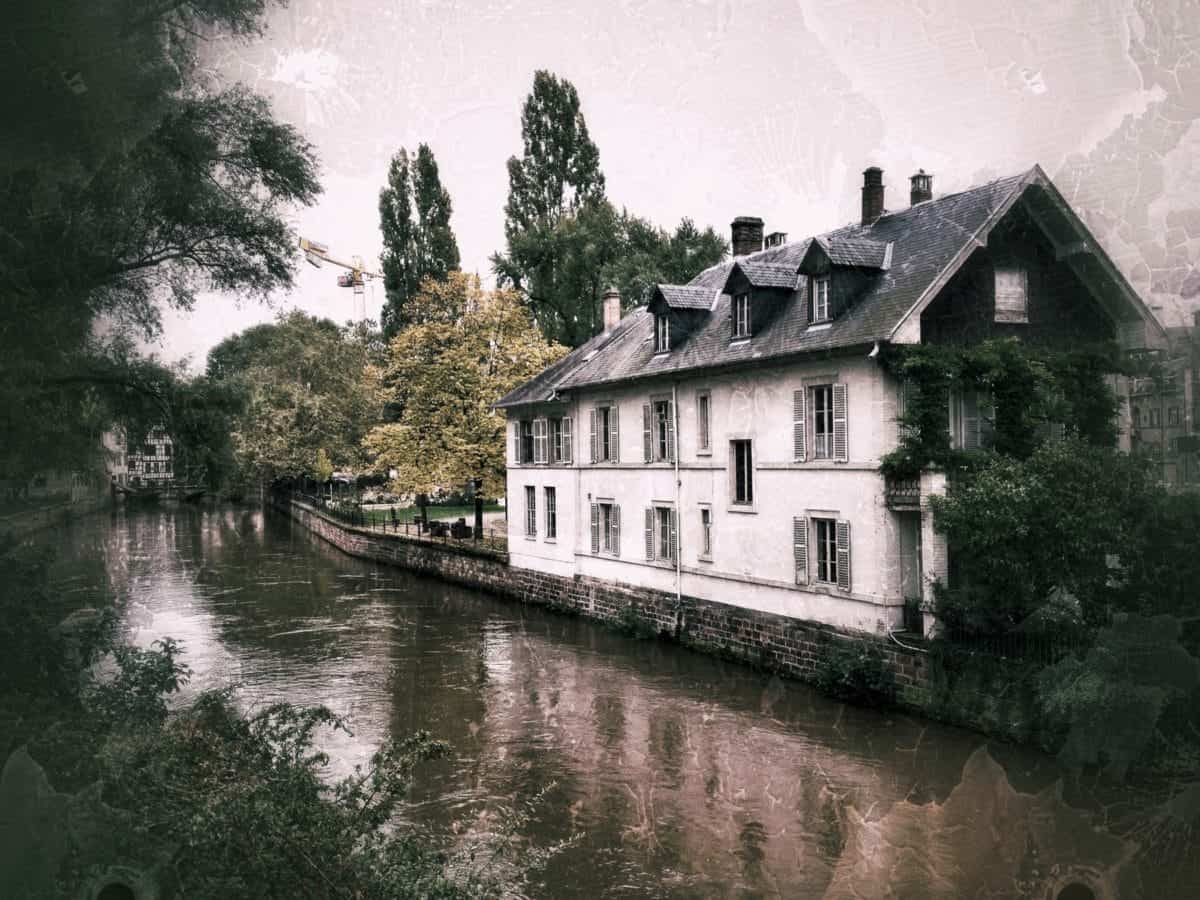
0;1;319;485
0;544;504;897
491;71;726;348
811;636;897;706
379;144;461;337
1037;614;1200;780
879;339;1121;479
208;310;384;486
365;274;566;498
930;439;1159;635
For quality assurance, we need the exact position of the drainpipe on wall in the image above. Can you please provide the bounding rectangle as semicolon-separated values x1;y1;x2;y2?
672;381;683;637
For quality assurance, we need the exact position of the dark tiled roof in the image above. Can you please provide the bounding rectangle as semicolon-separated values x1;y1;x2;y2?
817;235;892;269
732;260;800;289
496;168;1053;408
656;284;714;310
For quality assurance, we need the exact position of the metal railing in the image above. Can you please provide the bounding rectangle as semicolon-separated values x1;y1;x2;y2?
289;491;508;554
884;476;921;508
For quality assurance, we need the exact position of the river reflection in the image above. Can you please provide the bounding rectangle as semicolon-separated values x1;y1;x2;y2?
42;505;1200;899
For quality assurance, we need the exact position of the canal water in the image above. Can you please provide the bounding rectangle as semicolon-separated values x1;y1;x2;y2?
43;505;1200;899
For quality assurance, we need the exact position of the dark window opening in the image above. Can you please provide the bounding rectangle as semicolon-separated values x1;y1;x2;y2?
732;440;753;504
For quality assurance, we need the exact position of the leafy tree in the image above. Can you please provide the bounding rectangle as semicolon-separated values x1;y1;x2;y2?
602;214;727;309
0;1;320;485
491;71;607;347
378;144;461;337
364;273;566;498
208;311;383;486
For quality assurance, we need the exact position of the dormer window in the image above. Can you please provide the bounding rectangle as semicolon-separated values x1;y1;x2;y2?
655;313;671;352
732;292;751;339
812;276;831;322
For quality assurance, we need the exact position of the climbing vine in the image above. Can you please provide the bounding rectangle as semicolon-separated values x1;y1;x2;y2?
878;338;1123;480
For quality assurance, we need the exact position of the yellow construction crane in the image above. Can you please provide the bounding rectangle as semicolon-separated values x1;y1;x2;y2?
299;237;382;297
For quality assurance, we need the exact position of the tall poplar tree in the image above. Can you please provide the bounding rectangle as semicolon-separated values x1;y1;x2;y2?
378;143;460;338
491;71;608;347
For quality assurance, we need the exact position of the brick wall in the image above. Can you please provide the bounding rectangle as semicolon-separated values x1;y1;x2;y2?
282;497;932;701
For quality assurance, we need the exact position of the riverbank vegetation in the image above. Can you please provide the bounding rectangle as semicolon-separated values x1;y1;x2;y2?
0;539;517;897
882;339;1200;779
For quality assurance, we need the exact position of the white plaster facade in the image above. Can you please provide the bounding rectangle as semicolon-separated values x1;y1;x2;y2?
507;356;922;634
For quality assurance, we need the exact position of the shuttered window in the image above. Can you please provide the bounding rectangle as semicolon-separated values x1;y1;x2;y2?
811;518;852;590
551;416;573;463
812;386;833;459
647;506;677;562
644;399;675;462
592;405;618;462
593;502;619;554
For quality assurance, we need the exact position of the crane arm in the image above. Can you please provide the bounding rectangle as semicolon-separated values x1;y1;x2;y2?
298;237;382;279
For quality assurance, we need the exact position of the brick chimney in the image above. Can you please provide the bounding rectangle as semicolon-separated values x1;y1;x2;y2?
602;288;621;333
910;168;933;205
731;216;764;257
861;167;884;227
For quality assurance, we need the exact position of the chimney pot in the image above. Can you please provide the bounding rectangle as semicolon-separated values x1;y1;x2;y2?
861;167;885;227
602;288;621;333
765;231;788;248
731;216;764;257
910;168;933;205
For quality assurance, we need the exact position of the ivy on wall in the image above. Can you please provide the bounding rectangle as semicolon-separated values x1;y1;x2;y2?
878;338;1123;480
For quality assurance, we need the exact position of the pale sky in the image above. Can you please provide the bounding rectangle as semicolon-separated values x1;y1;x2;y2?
157;0;1200;370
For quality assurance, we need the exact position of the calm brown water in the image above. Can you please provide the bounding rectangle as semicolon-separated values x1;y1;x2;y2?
43;505;1200;899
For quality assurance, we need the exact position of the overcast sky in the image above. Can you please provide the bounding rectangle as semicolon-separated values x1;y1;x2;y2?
156;0;1200;369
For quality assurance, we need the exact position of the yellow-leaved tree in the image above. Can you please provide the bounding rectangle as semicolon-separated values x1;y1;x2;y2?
364;272;567;500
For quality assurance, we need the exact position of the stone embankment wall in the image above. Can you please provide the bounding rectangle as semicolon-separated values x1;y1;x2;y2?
281;498;933;705
0;495;111;541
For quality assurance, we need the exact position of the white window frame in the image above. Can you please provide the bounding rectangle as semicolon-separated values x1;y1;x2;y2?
697;390;711;455
730;439;754;506
655;313;671;353
812;384;834;459
812;276;831;322
814;518;838;585
994;265;1028;323
601;501;616;553
524;485;536;537
732;292;751;339
544;486;557;540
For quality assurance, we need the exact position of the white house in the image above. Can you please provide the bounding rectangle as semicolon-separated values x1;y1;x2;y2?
496;166;1164;635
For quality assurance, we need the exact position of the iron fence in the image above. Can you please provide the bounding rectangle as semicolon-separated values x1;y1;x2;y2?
289;491;508;554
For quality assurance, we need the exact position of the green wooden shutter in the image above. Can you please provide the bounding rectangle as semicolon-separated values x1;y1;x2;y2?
793;389;806;462
793;517;808;585
590;503;600;554
836;519;851;592
644;508;654;560
612;504;621;557
643;404;653;462
668;508;678;561
512;421;520;465
533;418;546;463
562;416;573;462
589;409;598;463
833;383;848;462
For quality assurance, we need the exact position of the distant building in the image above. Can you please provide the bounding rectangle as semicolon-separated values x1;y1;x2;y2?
123;426;174;487
497;165;1164;636
1128;314;1200;485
